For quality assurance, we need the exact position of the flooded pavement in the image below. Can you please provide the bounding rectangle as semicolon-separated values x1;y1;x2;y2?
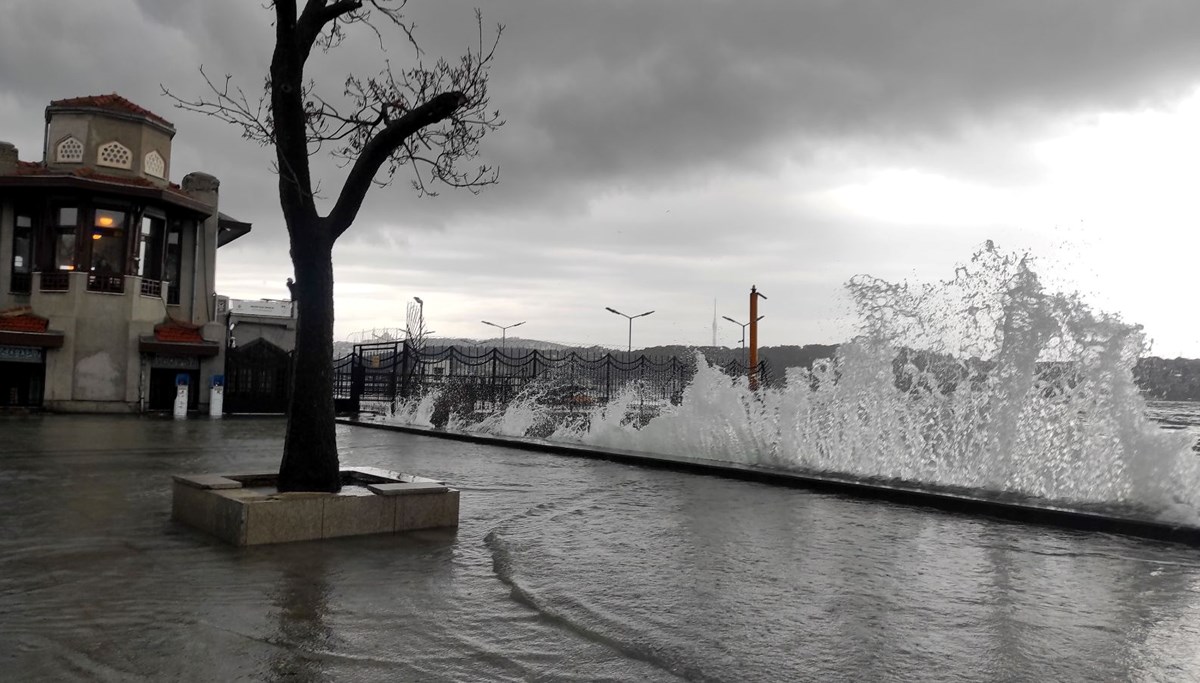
2;415;1200;681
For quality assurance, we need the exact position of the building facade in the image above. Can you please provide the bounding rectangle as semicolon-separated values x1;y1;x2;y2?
0;94;250;412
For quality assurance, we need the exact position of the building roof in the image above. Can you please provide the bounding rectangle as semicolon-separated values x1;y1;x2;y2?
0;308;64;348
48;94;173;128
154;320;207;344
0;310;49;333
139;319;220;357
0;161;212;216
12;160;183;192
217;212;252;247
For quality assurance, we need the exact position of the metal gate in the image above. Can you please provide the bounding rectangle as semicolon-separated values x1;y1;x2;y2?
224;339;293;414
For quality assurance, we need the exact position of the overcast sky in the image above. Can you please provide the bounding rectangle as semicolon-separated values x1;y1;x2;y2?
4;0;1200;355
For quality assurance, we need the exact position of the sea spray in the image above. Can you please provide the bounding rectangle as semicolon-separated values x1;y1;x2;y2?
385;244;1200;519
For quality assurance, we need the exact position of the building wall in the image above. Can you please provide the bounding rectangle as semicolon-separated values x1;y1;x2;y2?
231;315;298;352
0;201;14;307
43;114;91;168
138;125;173;184
3;103;233;413
183;173;220;327
45;112;174;186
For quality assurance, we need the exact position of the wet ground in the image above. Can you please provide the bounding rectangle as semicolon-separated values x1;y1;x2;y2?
2;414;1200;681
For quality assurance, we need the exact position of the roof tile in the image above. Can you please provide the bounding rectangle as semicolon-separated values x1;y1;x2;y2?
49;94;173;128
0;312;50;333
8;161;190;198
154;321;207;344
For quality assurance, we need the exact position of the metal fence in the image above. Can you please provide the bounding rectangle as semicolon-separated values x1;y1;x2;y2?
332;341;768;413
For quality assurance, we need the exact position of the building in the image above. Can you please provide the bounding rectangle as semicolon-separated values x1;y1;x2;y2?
221;297;297;414
0;94;251;412
225;297;296;352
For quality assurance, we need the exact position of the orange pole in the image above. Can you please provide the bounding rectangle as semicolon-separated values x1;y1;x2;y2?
749;285;759;390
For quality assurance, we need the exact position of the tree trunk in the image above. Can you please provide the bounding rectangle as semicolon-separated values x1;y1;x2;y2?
278;220;340;492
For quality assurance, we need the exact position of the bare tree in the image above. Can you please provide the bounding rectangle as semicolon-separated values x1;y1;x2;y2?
166;0;503;492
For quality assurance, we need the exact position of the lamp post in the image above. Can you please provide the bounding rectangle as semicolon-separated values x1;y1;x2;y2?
722;315;764;367
481;320;525;349
407;296;435;343
605;307;654;353
749;285;767;390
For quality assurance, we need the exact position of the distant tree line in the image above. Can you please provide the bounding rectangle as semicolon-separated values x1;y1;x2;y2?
337;337;1200;401
1133;357;1200;401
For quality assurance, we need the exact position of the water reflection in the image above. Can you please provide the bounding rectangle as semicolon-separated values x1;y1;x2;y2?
265;546;333;683
5;415;1200;680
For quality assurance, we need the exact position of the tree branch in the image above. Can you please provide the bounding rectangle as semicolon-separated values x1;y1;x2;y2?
297;0;364;63
327;91;466;238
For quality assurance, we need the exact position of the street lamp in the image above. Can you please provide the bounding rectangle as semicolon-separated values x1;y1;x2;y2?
606;307;654;353
481;320;525;349
407;296;435;341
722;315;764;366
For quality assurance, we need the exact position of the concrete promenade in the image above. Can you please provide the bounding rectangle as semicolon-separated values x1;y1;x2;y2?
338;417;1200;547
0;414;675;681
4;413;1200;681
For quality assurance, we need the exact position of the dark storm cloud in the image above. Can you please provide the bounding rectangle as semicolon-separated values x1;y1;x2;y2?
7;0;1199;230
400;0;1200;215
4;0;1200;348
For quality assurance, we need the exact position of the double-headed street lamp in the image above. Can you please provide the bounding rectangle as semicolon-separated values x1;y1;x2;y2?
481;320;525;349
606;307;654;353
722;314;764;365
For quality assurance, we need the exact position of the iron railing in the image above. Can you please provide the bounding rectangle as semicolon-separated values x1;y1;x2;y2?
38;271;70;291
87;274;124;294
9;272;31;294
332;341;769;413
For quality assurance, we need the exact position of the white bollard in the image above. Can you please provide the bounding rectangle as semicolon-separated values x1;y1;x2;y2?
173;375;189;419
209;375;224;418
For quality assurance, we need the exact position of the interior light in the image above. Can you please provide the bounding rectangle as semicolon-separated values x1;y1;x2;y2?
92;233;103;240
96;215;115;227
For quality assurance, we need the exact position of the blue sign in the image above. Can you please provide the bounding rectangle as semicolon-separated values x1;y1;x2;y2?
0;345;43;364
211;374;225;387
175;373;190;386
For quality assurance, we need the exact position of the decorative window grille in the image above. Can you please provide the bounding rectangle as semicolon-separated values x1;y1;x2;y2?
144;150;165;178
56;137;83;163
97;141;132;169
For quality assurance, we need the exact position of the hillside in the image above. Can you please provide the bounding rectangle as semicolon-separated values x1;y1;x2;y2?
332;336;1197;400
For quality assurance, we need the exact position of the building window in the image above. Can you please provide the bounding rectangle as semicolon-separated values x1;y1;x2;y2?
56;137;83;163
87;208;128;292
165;219;183;305
137;215;165;279
53;207;79;272
9;213;34;293
144;150;165;178
97;141;132;169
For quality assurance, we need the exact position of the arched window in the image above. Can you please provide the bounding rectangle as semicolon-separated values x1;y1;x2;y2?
56;136;83;163
97;141;132;169
144;150;165;178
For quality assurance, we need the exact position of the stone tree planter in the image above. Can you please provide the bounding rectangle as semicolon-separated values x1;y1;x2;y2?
172;466;459;546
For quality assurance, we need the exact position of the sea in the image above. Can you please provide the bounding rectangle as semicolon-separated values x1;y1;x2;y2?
1145;399;1200;449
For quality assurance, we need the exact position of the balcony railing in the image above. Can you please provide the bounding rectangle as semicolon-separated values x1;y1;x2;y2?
87;274;125;294
9;272;31;294
38;271;70;292
140;278;163;298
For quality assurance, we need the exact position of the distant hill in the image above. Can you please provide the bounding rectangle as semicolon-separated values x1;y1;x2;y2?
640;344;839;373
1134;357;1200;401
331;337;1195;400
334;336;607;358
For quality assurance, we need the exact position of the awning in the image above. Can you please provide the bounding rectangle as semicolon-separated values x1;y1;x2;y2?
217;212;252;247
0;331;64;350
138;337;220;357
